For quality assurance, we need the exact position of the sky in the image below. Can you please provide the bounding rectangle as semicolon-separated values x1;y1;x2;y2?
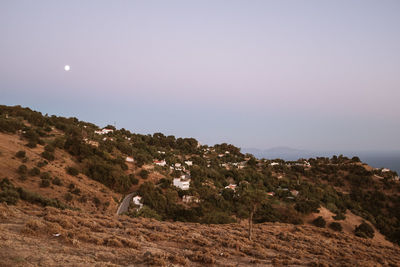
1;0;399;151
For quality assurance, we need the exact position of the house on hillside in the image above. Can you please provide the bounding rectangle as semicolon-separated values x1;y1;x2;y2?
173;176;191;190
267;192;275;197
290;190;299;197
154;160;167;167
182;195;200;203
132;196;143;209
125;156;134;163
94;128;114;135
270;162;279;166
382;168;391;173
184;161;193;166
224;184;237;191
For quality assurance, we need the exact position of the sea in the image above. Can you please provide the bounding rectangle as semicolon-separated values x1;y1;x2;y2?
243;148;400;175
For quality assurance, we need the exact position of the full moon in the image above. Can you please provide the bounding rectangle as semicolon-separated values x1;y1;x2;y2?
64;65;70;71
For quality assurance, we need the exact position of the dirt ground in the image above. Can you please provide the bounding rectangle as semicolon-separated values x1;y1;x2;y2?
0;203;399;267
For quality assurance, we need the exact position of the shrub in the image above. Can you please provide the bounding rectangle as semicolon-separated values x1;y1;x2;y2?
93;197;101;207
130;176;139;185
26;140;37;148
15;150;26;158
0;178;20;205
17;164;28;175
52;177;62;186
333;212;346;221
71;188;81;195
36;160;48;168
64;193;73;202
139;169;149;179
355;222;374;238
40;179;50;188
28;167;40;176
66;167;79;176
41;151;55;161
329;222;343;232
40;172;51;180
295;200;320;214
44;144;55;153
312;216;326;228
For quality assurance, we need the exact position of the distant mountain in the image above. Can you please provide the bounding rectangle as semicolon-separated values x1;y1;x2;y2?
243;146;315;160
243;147;400;174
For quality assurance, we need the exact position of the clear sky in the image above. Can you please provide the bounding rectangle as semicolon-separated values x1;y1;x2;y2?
1;1;399;151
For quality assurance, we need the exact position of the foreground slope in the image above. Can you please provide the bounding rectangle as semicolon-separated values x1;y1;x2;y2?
1;203;399;267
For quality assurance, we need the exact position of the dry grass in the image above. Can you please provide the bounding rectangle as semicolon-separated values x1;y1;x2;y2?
1;203;399;266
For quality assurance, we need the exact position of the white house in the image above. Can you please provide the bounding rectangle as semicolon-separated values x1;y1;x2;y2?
132;196;143;209
224;184;237;191
184;161;193;166
154;160;167;167
182;195;200;203
270;162;279;166
125;156;134;163
94;128;114;135
175;163;182;167
382;168;391;173
290;190;299;197
173;176;190;190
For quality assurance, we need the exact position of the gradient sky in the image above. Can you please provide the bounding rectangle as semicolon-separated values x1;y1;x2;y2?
1;1;399;151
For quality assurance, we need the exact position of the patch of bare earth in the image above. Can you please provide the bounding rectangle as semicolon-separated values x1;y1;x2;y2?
0;203;399;266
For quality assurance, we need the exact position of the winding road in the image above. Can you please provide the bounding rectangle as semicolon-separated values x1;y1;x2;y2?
116;192;135;215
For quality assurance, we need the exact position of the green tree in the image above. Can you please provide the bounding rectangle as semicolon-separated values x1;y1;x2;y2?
237;186;266;240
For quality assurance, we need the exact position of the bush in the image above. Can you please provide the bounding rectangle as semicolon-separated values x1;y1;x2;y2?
41;151;55;161
40;179;50;188
36;160;48;168
64;193;73;202
139;169;149;179
333;212;346;221
329;222;343;232
40;172;51;180
28;167;40;176
93;197;101;207
44;144;55;153
312;216;326;228
17;164;28;175
355;222;374;238
71;188;81;195
15;150;26;158
0;178;20;205
130;175;139;185
295;200;320;214
52;177;62;186
66;167;79;176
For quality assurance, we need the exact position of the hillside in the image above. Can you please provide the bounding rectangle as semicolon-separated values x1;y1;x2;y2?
1;104;400;265
1;203;400;266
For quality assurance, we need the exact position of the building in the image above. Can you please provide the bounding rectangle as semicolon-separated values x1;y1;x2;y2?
382;168;391;173
184;161;193;166
270;162;279;166
125;156;134;162
267;192;275;197
94;128;114;135
290;190;299;197
154;160;167;167
182;195;200;203
132;196;143;209
224;184;237;191
173;176;190;190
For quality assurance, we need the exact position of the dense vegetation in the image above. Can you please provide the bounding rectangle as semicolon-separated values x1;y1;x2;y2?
1;105;400;244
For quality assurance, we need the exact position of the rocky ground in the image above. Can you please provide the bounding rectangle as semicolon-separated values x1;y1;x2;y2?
0;203;399;266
